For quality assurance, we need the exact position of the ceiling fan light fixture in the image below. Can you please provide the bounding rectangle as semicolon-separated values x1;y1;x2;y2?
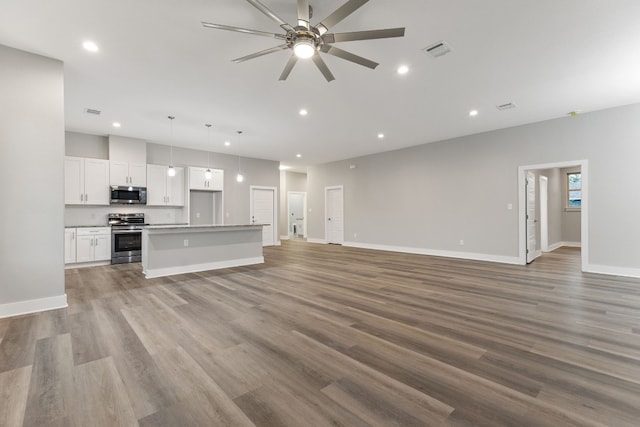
293;38;316;59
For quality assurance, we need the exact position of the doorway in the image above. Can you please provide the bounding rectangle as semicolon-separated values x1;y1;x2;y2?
287;192;306;239
518;160;588;270
250;186;278;246
325;186;344;244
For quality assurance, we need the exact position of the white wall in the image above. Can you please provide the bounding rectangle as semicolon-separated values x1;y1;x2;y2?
0;45;66;317
307;103;640;276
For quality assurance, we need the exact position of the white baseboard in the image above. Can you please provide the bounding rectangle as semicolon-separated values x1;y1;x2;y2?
280;235;290;240
584;264;640;279
306;238;327;244
65;260;111;269
342;241;521;265
544;241;582;252
143;256;264;279
0;294;68;319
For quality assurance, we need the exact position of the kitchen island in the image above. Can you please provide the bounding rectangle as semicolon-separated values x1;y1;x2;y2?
141;224;264;278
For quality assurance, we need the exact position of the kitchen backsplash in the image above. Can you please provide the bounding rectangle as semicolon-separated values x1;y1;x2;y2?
65;205;186;227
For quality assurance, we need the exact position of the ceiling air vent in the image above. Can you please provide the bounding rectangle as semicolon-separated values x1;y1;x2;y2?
423;41;452;58
84;108;101;115
496;102;517;111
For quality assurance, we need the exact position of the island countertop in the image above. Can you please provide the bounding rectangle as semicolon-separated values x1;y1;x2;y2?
141;224;265;278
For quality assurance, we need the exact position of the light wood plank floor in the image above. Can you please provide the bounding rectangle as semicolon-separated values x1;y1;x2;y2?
1;241;640;426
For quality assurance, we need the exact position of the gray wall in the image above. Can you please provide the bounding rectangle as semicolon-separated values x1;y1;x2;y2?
0;45;65;308
307;103;640;271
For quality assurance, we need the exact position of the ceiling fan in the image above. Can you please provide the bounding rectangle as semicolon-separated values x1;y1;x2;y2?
202;0;405;82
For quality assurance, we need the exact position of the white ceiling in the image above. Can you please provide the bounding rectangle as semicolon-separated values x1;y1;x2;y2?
2;0;640;170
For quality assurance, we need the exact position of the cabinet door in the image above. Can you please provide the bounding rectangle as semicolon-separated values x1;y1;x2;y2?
76;235;94;263
110;161;130;186
189;167;209;191
129;163;147;186
210;169;224;191
93;234;111;261
84;159;110;205
146;164;168;206
64;228;76;264
64;157;84;205
166;167;184;206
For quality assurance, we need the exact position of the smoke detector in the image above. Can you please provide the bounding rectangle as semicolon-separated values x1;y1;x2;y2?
423;41;452;58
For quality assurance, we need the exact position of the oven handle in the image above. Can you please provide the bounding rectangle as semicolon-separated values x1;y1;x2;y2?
112;229;143;234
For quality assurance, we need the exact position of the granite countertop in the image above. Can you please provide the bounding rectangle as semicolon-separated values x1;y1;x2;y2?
144;224;264;229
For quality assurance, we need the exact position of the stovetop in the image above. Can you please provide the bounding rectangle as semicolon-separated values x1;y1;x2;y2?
108;213;146;227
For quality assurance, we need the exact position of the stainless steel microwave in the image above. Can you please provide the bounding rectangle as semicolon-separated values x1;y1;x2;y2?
110;186;147;204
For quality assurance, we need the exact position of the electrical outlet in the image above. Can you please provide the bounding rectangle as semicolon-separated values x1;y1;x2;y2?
196;212;200;218
353;233;357;239
226;212;229;218
183;239;189;247
507;203;513;210
459;240;464;246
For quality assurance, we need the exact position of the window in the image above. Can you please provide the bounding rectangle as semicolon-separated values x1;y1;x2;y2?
567;172;582;208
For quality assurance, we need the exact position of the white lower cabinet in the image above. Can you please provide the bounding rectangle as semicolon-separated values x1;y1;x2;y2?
75;227;111;263
65;228;77;264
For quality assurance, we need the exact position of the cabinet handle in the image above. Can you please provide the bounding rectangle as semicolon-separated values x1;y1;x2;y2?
95;237;98;246
85;194;88;202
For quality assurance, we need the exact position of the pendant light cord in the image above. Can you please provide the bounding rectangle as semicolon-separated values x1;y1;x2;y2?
168;115;175;165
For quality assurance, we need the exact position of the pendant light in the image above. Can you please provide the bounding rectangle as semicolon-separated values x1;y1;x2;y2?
236;130;244;183
204;123;212;180
167;115;176;177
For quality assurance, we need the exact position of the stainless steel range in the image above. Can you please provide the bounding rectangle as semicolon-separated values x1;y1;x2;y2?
109;213;146;264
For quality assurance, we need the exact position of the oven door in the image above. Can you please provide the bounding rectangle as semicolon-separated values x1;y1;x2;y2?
111;229;142;263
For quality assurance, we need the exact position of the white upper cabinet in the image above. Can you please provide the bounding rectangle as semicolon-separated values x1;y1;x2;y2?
64;156;110;205
146;164;184;206
109;136;147;186
189;167;223;191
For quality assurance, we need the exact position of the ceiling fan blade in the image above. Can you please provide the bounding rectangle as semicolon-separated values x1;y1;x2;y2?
202;22;286;40
323;27;405;43
316;0;369;35
233;44;290;63
279;55;299;80
245;0;294;32
320;45;378;69
297;0;310;29
312;54;335;82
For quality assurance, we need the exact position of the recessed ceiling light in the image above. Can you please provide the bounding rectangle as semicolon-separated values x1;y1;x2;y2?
82;41;99;52
299;109;308;116
469;109;479;117
378;133;385;139
397;65;409;75
296;154;302;158
224;141;231;146
112;122;121;128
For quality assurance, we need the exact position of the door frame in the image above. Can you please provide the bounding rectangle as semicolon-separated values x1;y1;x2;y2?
249;185;279;246
539;175;549;252
287;191;307;238
518;160;588;269
324;185;344;244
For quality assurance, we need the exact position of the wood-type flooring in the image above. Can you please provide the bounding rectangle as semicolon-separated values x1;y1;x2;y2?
1;241;639;426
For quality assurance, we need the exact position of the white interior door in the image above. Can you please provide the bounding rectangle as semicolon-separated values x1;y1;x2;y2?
526;171;537;263
251;187;276;246
325;186;344;244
